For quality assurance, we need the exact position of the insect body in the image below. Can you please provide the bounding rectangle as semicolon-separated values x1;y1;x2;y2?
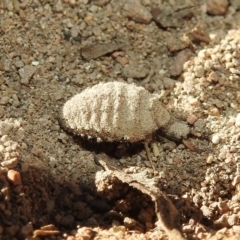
60;81;189;143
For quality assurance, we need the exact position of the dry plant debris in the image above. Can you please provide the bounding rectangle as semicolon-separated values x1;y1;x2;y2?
32;224;60;238
96;160;185;240
60;81;189;143
81;42;125;60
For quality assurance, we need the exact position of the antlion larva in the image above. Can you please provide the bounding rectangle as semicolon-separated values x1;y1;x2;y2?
60;81;189;143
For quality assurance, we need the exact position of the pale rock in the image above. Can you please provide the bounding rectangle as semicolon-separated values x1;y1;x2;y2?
123;0;152;24
235;113;240;126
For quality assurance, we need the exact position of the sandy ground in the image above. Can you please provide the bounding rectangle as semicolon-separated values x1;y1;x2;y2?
1;0;240;239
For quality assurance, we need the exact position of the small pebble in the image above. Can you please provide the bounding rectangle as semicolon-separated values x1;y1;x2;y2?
31;61;39;66
54;0;63;12
0;122;13;135
123;0;152;24
7;169;22;185
206;0;229;15
188;27;211;43
189;97;199;106
206;155;214;164
208;71;219;82
162;77;176;89
18;65;36;85
1;158;18;168
182;224;194;233
187;115;198;125
194;65;205;78
170;49;192;77
235;113;240;126
211;134;220;144
209;107;220;116
116;56;128;67
232;175;240;187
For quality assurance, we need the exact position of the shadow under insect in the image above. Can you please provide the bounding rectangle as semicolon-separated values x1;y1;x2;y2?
72;134;143;159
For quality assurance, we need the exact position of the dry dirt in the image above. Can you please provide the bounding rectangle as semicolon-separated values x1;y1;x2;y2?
1;0;240;239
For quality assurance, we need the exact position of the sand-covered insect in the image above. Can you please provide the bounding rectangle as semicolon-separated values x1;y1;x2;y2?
60;81;189;144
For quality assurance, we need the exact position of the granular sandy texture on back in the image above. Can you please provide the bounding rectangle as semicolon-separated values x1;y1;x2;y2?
61;81;172;143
